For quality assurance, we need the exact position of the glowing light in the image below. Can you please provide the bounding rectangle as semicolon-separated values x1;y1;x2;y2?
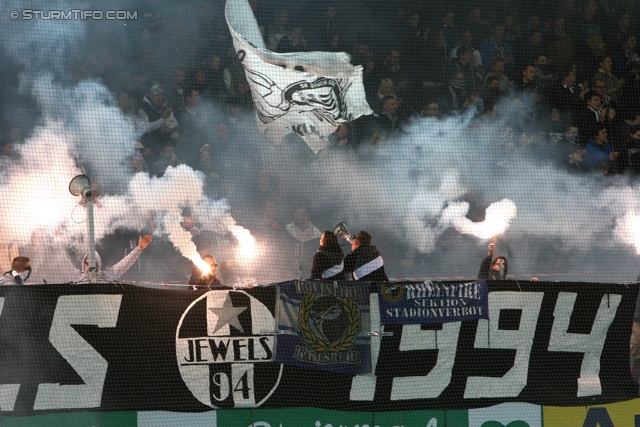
446;199;518;239
192;254;212;275
614;212;640;255
231;226;257;260
480;199;518;238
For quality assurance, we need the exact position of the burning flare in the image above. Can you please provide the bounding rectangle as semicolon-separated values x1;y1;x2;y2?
192;254;212;275
443;199;518;239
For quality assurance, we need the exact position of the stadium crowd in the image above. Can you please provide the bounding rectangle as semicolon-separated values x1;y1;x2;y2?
2;0;640;280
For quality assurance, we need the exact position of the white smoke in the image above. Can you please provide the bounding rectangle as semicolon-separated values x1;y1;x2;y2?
443;199;518;240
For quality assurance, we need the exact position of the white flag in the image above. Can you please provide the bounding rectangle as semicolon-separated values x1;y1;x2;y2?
225;0;373;153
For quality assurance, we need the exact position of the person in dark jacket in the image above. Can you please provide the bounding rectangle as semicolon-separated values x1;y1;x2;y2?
478;242;508;280
343;231;389;282
310;231;345;280
137;84;176;153
189;255;224;288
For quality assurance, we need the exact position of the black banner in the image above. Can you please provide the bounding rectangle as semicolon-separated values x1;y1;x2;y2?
0;281;637;416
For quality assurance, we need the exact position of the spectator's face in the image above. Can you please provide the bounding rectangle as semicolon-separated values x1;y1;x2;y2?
175;70;185;85
461;31;473;45
567;126;579;135
228;104;241;114
290;28;302;39
505;16;514;28
626;36;637;50
460;50;473;64
554;18;565;33
587;95;601;110
356;44;369;56
488;79;500;88
365;59;374;72
601;57;612;72
186;91;200;107
117;93;129;110
163;146;175;157
423;103;439;117
632;131;640;140
536;55;548;65
384;99;399;114
493;61;505;74
195;71;206;84
388;51;401;66
294;209;309;227
593;81;606;95
585;1;596;15
551;108;560;120
492;26;505;40
408;14;420;27
325;7;336;19
443;13;454;25
564;71;576;87
621;14;631;28
522;66;536;82
209;56;221;70
149;92;163;106
595;128;607;143
382;81;395;95
335;125;349;138
529;16;539;27
530;32;543;45
214;124;229;139
182;215;197;229
0;143;15;157
470;8;481;22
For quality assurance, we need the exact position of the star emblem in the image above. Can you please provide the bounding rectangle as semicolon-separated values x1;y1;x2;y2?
209;293;247;334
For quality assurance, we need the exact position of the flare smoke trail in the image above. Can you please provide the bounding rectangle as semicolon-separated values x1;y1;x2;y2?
2;0;640;283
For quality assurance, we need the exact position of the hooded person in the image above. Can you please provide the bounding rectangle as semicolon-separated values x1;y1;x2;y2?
478;242;508;280
189;255;224;288
343;231;389;282
76;235;153;283
310;231;345;280
0;256;32;285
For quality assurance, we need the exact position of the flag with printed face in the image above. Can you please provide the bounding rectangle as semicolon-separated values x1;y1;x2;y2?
225;0;373;153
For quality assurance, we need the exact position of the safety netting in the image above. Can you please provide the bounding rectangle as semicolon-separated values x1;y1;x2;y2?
1;0;640;426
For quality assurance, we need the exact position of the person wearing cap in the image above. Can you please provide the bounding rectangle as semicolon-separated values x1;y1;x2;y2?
343;231;389;282
0;256;32;285
76;235;153;283
189;255;224;288
137;84;176;138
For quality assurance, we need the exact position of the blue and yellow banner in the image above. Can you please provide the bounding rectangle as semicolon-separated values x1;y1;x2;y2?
378;280;489;325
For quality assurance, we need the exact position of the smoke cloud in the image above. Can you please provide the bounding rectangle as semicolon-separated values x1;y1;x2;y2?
1;0;640;285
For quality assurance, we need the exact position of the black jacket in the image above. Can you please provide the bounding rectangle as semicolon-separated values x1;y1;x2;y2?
344;245;389;282
478;254;508;280
310;245;345;280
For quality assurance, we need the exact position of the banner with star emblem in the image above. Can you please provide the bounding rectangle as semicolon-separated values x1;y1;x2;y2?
378;280;489;325
275;280;371;374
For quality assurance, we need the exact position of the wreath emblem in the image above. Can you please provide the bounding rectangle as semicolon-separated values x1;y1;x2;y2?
381;282;404;303
298;292;361;353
